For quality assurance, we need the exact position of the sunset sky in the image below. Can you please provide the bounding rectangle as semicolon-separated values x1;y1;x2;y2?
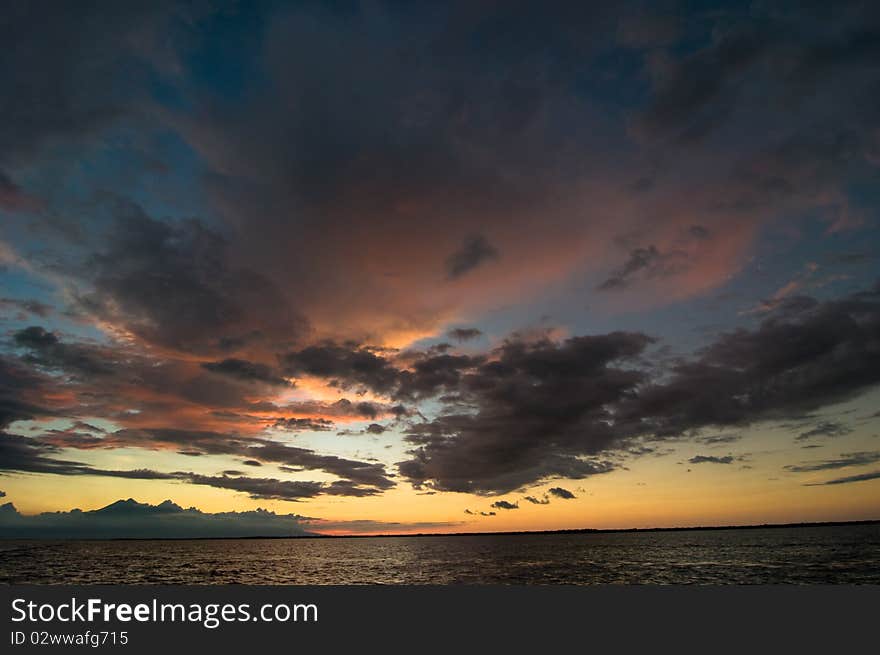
1;0;879;537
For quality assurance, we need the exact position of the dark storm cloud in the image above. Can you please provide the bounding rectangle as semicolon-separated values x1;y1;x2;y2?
5;1;879;335
547;487;575;499
158;1;627;346
447;328;483;342
617;287;880;437
804;470;880;486
202;359;290;387
688;455;734;465
399;332;648;493
490;500;518;510
523;495;550;505
445;235;499;280
77;207;306;355
796;421;853;441
784;451;880;473
0;498;314;539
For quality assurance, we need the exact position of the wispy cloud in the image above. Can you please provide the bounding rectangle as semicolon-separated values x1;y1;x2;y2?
805;471;880;486
785;452;880;473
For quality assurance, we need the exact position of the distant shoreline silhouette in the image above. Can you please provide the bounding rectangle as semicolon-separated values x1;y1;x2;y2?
7;518;874;542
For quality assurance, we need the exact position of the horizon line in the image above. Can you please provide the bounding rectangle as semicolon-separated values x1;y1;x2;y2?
3;518;877;542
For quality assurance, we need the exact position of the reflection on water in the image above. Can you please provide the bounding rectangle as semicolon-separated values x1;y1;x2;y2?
1;524;878;584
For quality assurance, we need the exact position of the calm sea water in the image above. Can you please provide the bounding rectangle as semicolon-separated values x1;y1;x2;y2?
1;524;878;584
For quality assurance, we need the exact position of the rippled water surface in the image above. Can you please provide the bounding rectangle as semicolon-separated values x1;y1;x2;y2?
2;524;879;584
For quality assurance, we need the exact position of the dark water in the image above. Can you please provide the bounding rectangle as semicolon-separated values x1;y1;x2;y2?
2;524;879;584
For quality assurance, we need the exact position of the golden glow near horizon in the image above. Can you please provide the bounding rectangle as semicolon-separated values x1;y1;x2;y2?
4;449;878;535
4;390;879;534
